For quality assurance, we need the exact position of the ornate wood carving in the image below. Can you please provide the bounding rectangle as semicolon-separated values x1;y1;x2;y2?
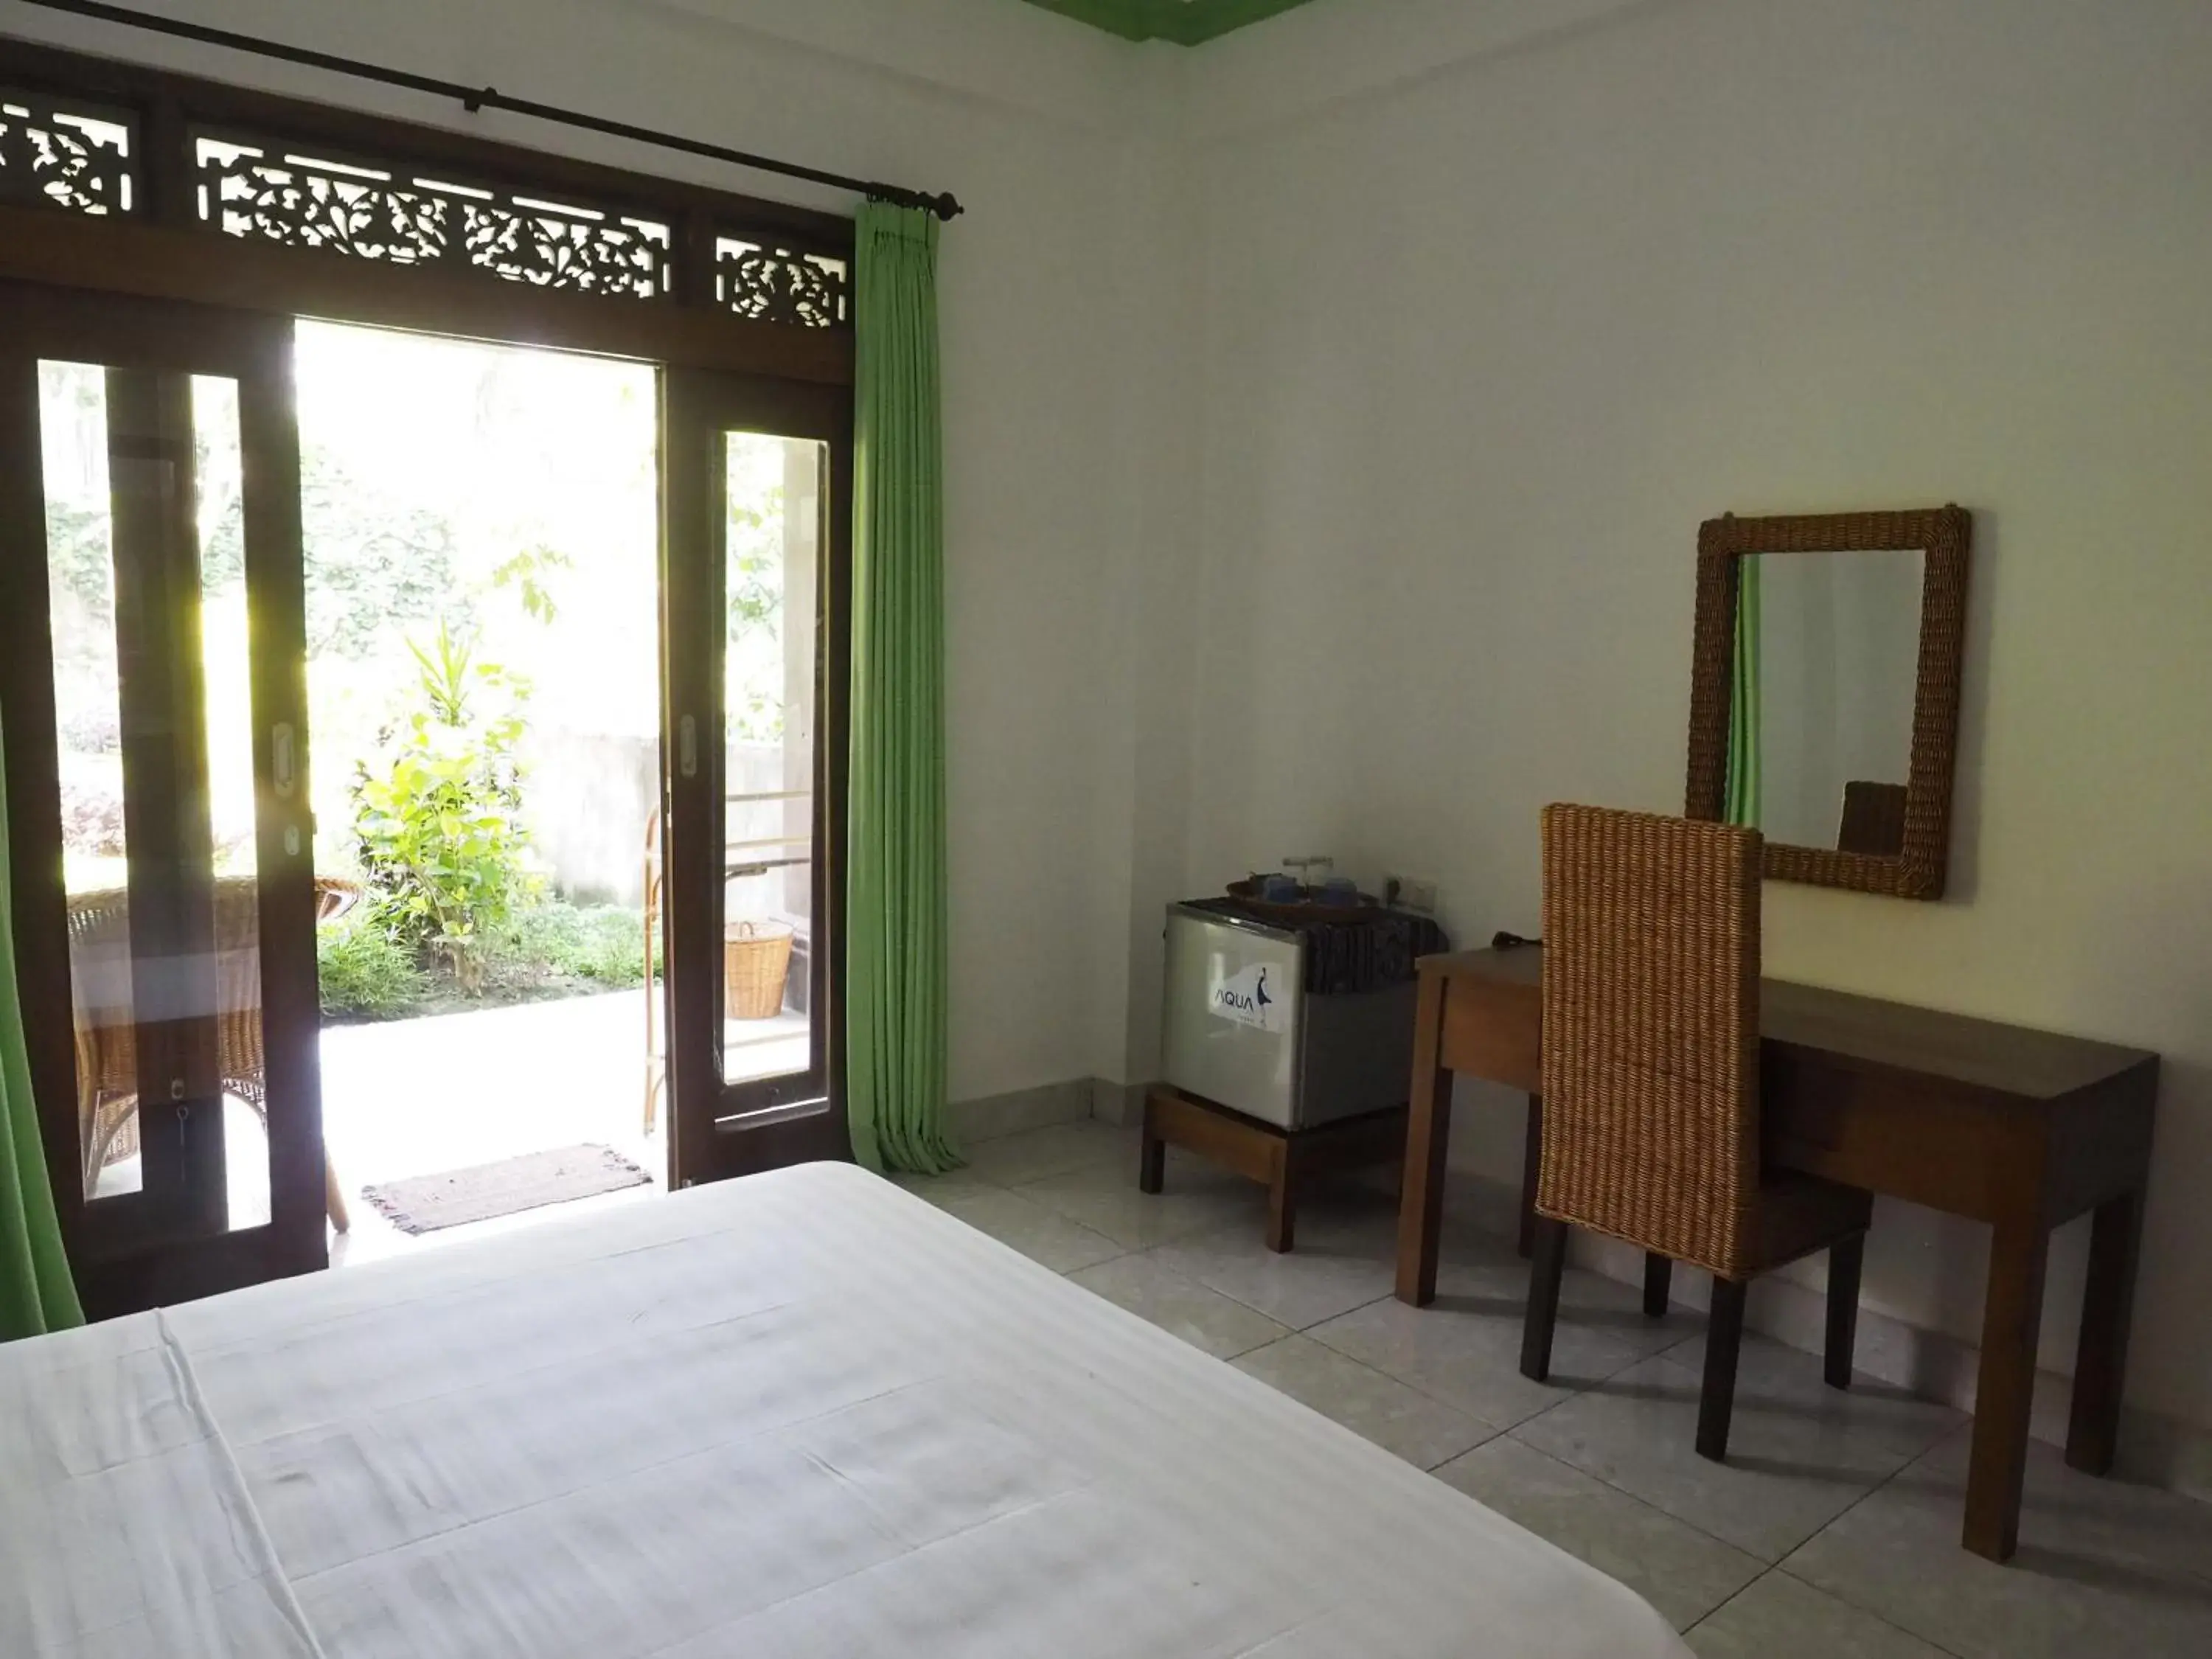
0;89;134;215
196;136;672;300
714;237;849;329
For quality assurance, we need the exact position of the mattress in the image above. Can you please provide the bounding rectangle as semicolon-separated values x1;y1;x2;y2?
2;1162;1687;1658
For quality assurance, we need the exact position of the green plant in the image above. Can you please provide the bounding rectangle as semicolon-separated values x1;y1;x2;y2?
489;544;574;625
499;900;660;987
316;914;431;1020
726;484;788;744
350;619;541;992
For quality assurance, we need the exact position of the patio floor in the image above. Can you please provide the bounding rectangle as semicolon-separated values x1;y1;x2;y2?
323;990;664;1267
94;987;813;1268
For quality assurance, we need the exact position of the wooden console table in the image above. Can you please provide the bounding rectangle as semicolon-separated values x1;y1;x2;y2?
1392;946;2159;1563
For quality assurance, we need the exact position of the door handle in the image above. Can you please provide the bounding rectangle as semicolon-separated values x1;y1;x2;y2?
679;714;698;779
272;723;296;799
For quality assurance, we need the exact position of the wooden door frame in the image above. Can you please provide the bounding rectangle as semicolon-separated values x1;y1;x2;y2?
0;37;857;386
662;367;852;1186
0;281;323;1313
1;38;863;1283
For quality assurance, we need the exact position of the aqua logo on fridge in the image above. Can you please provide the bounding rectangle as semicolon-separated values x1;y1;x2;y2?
1209;962;1280;1032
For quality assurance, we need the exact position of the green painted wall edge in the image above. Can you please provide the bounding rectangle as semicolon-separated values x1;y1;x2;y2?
1015;0;1320;46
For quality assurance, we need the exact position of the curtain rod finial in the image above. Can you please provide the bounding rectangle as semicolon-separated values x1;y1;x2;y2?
866;186;964;221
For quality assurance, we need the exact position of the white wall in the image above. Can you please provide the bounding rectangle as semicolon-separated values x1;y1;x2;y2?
1162;0;2212;1451
13;0;2212;1467
0;0;1162;1105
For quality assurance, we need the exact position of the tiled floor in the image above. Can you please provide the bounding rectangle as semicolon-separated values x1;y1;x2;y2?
897;1119;2212;1659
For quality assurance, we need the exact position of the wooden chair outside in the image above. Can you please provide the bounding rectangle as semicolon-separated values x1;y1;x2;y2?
69;875;356;1231
1520;804;1872;1460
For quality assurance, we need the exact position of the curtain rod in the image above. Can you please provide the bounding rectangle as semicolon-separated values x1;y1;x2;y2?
12;0;964;220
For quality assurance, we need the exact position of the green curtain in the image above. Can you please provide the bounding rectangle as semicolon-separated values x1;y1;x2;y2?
1725;555;1762;829
846;203;959;1176
1;708;84;1341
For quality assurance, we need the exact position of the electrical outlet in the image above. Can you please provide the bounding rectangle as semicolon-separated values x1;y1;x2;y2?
1385;875;1439;915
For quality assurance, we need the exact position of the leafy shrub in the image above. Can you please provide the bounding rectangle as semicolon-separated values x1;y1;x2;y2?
499;901;659;987
317;915;431;1020
349;619;542;992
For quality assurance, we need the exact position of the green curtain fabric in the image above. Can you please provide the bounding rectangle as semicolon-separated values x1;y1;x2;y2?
846;203;959;1176
1725;555;1762;830
1;708;84;1341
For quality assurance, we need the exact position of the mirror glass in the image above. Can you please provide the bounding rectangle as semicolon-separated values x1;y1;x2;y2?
1724;549;1924;853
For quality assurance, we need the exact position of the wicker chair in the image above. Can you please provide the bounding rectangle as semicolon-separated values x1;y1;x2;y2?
67;875;356;1231
1519;805;1873;1461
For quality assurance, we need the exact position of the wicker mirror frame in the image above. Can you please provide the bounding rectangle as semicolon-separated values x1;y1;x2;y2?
1684;506;1971;900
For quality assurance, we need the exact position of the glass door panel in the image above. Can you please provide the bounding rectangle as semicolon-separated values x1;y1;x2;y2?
41;364;273;1227
1;285;321;1310
661;369;847;1187
719;433;823;1088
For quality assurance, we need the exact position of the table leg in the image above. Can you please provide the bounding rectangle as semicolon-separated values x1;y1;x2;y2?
1266;1139;1296;1254
1395;972;1453;1305
2066;1189;2144;1476
1964;1219;2050;1561
1138;1107;1166;1196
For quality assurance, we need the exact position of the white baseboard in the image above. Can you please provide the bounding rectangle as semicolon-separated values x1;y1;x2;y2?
946;1079;1094;1145
1088;1078;1147;1127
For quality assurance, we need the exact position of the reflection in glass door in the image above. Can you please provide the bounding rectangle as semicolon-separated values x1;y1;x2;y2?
1;286;324;1311
720;433;823;1088
41;364;268;1222
661;369;848;1187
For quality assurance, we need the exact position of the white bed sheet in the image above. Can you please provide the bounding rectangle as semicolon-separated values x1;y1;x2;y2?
4;1163;1687;1658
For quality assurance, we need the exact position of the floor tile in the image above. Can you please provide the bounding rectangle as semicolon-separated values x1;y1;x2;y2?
1436;1438;1763;1632
1067;1254;1290;1360
922;1186;1124;1273
1686;1571;1952;1659
1143;1220;1397;1331
885;1166;998;1200
1512;1337;1962;1562
1233;1335;1493;1470
1785;1430;2212;1659
959;1119;1135;1186
1663;1332;1965;1467
1015;1156;1265;1251
1304;1255;1683;1433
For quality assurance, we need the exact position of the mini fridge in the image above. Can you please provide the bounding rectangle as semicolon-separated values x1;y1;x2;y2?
1160;901;1416;1130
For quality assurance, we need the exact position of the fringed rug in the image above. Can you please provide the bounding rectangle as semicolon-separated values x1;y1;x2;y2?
362;1144;653;1235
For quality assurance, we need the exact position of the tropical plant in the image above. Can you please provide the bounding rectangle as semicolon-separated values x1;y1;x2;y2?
299;441;460;658
726;485;788;744
349;619;541;992
500;900;661;987
316;912;431;1020
489;544;574;625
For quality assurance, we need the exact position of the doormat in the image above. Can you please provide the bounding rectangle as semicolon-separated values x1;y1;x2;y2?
361;1144;653;1235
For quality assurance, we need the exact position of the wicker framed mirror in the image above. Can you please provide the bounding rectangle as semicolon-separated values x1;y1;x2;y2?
1684;507;1971;900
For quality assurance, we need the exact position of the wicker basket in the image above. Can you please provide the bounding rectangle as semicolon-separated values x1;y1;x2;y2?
723;921;794;1020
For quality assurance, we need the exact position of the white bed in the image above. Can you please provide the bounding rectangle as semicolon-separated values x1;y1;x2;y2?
3;1162;1687;1658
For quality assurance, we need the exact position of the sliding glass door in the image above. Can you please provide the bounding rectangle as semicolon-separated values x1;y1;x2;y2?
0;283;325;1312
661;367;849;1186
